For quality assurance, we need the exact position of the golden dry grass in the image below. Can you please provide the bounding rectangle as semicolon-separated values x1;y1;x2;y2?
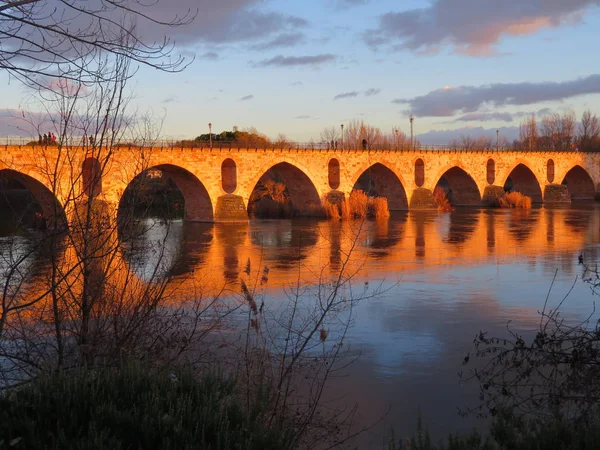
434;187;453;212
498;191;532;209
323;190;389;220
368;197;390;219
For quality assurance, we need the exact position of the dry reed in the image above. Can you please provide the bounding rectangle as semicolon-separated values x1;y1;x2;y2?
434;187;453;212
498;191;532;209
323;190;389;220
368;197;390;219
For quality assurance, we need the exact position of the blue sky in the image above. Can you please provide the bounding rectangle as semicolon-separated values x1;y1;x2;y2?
2;0;600;143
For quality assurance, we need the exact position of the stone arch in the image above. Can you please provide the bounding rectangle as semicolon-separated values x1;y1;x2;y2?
0;168;66;228
82;157;102;198
503;163;543;203
120;164;213;222
562;165;595;200
434;166;481;206
328;158;340;190
248;162;322;217
352;163;408;210
547;159;555;183
415;158;425;187
221;158;237;194
486;159;495;184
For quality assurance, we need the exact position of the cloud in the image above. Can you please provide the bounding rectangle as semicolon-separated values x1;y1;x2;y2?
364;88;381;96
291;81;303;86
254;54;336;67
240;95;254;101
199;52;219;61
134;1;309;47
162;96;178;104
365;0;598;56
0;109;56;137
417;126;520;145
394;74;600;117
332;0;369;8
334;91;358;100
453;108;555;122
250;32;304;50
296;115;312;119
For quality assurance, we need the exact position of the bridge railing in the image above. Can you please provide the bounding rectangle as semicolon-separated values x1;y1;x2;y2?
1;137;595;152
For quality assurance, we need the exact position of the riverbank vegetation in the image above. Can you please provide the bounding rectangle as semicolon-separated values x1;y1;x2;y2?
0;364;294;450
324;190;390;220
433;187;453;212
489;191;532;209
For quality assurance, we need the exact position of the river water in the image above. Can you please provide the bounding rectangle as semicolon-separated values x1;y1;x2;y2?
3;204;600;447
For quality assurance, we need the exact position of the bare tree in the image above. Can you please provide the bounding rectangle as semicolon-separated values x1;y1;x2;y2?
320;126;339;148
520;114;539;150
344;119;383;150
0;31;226;385
0;0;194;89
540;111;577;150
578;110;600;151
273;133;291;148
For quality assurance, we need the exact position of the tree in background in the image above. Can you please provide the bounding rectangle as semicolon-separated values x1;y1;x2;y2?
578;110;600;151
540;111;577;150
519;114;539;150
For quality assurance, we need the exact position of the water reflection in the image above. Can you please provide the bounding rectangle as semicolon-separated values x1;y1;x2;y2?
4;204;600;445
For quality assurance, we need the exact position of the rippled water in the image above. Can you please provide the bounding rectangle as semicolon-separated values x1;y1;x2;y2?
4;204;600;447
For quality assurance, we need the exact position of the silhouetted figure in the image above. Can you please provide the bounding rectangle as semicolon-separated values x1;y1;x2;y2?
362;139;367;150
579;253;584;265
38;134;42;145
43;133;48;145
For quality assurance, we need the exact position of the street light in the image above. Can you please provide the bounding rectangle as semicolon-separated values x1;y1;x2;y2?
340;124;344;150
496;129;499;151
395;128;399;151
409;114;414;150
208;122;212;149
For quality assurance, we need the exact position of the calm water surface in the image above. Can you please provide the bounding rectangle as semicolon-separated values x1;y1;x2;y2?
6;205;600;447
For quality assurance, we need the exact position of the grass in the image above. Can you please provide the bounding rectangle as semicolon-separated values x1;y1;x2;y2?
0;364;294;450
493;191;532;209
433;187;453;212
324;190;389;220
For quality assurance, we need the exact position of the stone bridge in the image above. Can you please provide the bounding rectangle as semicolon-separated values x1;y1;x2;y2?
2;145;600;223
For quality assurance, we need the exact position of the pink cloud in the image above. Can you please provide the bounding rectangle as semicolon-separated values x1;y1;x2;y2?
366;0;598;57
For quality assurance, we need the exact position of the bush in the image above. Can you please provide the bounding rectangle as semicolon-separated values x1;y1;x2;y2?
433;187;453;212
0;364;294;450
496;191;532;209
368;197;390;219
323;190;390;220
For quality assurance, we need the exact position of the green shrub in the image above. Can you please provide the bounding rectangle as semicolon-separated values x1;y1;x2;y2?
0;364;295;450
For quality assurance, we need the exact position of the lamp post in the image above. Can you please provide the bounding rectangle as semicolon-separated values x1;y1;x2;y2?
395;128;399;151
208;122;212;149
340;123;344;150
496;129;499;151
409;114;414;150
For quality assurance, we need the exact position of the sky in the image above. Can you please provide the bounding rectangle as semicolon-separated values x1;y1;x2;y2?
2;0;600;144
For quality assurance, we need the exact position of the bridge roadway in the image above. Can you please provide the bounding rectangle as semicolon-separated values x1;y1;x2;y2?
2;145;599;223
